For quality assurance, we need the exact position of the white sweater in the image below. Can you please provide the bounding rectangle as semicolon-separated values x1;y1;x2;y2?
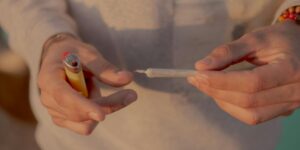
0;0;299;150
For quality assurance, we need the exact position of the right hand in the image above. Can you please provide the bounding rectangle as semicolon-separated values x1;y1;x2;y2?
38;34;137;135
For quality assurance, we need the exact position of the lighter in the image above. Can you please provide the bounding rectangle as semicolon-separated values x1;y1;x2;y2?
62;52;88;97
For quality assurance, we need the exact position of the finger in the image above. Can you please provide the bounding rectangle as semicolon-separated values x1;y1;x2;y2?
79;51;132;87
246;49;289;65
195;38;255;71
95;89;138;114
282;110;294;116
86;77;102;99
51;80;106;122
246;82;300;106
191;59;296;93
42;90;103;122
215;100;300;125
40;91;66;114
41;68;106;122
52;118;98;135
195;30;270;71
48;109;66;119
188;81;300;108
188;80;255;108
86;76;137;114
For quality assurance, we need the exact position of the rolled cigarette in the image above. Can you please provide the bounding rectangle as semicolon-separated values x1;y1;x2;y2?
135;68;197;78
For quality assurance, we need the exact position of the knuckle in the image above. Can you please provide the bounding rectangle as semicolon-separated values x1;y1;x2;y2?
241;32;256;41
80;126;94;136
214;45;233;58
99;62;114;73
247;111;261;125
90;109;107;121
277;52;293;61
67;113;87;122
40;97;50;108
241;32;263;44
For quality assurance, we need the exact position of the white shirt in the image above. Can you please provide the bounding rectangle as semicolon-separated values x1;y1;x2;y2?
1;0;298;149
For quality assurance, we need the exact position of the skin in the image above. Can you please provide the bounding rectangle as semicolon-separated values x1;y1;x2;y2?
188;21;300;125
38;36;137;135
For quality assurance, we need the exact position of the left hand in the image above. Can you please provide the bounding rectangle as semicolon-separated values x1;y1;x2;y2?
188;21;300;125
38;36;137;135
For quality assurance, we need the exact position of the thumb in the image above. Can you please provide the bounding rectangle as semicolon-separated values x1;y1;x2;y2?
83;53;133;87
95;89;137;114
195;40;254;71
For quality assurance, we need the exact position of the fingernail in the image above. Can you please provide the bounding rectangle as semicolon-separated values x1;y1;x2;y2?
117;71;133;79
195;74;209;85
187;76;197;85
117;70;129;76
89;112;103;122
199;57;212;65
124;92;137;105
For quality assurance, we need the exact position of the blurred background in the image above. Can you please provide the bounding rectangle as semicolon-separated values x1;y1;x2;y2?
0;28;40;150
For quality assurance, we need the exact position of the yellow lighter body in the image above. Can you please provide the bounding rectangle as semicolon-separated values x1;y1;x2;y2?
63;52;88;97
64;66;88;97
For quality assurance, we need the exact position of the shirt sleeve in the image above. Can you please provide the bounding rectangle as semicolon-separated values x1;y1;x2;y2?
0;0;78;77
273;0;300;23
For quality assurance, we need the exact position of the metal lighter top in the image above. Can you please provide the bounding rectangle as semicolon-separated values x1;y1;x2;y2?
62;52;82;73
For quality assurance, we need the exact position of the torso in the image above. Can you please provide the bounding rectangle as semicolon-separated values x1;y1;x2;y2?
32;0;281;150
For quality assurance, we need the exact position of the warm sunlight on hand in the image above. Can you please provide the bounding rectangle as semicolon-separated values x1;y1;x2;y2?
188;21;300;125
38;35;137;135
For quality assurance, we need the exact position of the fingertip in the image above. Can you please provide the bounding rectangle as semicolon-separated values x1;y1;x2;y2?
99;70;133;86
117;70;133;78
187;76;197;85
194;73;209;85
124;89;137;96
195;57;213;70
124;91;137;105
116;70;133;84
195;61;205;70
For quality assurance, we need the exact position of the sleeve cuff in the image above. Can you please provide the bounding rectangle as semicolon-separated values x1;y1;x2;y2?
273;0;300;24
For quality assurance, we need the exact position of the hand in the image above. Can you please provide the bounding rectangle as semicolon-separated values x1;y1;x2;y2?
188;21;300;125
38;35;137;135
